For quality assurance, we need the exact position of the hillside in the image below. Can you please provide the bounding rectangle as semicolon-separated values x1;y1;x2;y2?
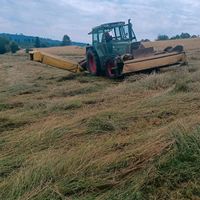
0;39;200;199
0;33;87;48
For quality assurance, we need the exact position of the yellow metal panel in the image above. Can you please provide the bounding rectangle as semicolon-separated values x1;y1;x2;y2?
123;52;187;74
30;51;43;62
30;51;82;73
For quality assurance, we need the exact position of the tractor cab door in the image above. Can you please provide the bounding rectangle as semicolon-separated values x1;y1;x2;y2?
101;32;113;55
93;31;113;58
92;32;105;57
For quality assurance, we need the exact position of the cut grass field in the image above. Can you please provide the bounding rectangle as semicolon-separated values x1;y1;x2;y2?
1;39;200;199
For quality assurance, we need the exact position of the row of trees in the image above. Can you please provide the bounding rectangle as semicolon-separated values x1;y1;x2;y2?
157;33;199;41
0;37;19;54
0;34;72;54
34;35;71;48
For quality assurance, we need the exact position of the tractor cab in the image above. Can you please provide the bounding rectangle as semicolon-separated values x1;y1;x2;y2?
88;19;138;56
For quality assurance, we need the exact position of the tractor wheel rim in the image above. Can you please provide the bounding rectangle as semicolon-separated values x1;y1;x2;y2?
107;62;115;77
89;54;96;74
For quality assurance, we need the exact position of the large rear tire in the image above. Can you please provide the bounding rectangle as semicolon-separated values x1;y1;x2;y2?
86;49;101;76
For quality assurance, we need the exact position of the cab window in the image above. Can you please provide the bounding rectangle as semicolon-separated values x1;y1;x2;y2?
114;27;121;40
122;25;129;40
98;30;104;42
93;33;98;43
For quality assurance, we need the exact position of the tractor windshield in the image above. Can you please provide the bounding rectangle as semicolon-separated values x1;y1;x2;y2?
90;21;137;44
98;25;136;43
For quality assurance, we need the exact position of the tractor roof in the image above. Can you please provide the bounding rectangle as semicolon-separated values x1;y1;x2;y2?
89;21;125;34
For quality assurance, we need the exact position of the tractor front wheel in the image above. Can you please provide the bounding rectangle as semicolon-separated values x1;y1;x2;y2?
106;61;116;78
106;59;123;78
86;49;101;76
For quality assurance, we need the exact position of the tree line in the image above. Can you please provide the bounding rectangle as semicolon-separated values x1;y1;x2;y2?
34;35;71;48
157;33;199;41
0;37;19;54
0;34;72;54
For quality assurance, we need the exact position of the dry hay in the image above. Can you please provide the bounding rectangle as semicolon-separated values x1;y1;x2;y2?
1;39;200;199
144;38;200;52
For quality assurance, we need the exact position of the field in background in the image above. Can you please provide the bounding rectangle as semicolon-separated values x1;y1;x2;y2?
34;38;200;55
1;38;200;199
144;38;200;51
35;46;85;56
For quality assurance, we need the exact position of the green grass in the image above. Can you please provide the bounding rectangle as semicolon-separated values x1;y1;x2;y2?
173;81;190;92
0;103;13;111
6;83;43;96
0;117;27;132
87;117;116;134
96;125;200;200
50;100;82;111
1;50;200;199
0;102;24;111
140;126;200;199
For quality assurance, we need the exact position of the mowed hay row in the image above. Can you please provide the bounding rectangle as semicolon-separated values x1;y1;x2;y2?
1;44;200;199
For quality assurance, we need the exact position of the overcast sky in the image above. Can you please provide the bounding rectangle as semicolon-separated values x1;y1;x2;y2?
1;0;200;42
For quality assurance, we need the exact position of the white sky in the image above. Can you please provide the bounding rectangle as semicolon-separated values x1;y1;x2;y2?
0;0;200;42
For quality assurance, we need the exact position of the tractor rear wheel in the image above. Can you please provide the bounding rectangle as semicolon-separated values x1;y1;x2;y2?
86;49;101;76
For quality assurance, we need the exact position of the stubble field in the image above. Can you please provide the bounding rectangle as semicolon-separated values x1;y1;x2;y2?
1;39;200;200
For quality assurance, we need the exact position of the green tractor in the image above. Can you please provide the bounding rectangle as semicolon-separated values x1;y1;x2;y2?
86;19;186;78
30;20;187;78
86;19;140;77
